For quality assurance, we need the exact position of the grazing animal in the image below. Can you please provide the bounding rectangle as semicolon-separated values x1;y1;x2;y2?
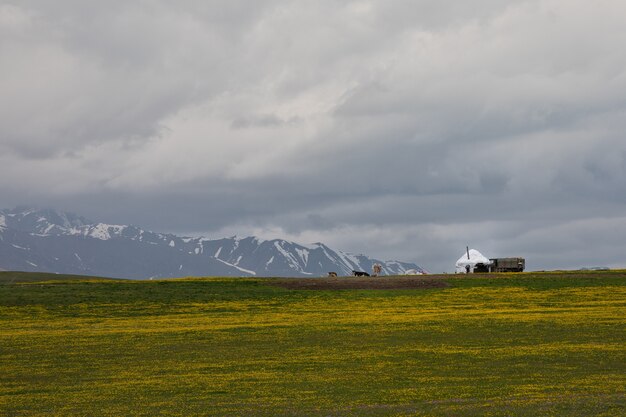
352;270;370;277
328;272;338;277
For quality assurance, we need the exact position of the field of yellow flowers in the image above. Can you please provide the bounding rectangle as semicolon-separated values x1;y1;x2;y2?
1;271;625;416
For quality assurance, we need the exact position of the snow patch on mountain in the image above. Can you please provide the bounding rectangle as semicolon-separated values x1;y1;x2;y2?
295;248;309;265
214;257;256;276
274;241;304;272
335;251;360;270
85;224;127;240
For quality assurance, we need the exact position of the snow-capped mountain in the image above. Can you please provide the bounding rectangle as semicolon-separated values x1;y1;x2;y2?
0;207;425;279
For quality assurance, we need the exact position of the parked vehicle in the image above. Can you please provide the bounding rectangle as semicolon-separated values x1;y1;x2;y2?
489;257;525;272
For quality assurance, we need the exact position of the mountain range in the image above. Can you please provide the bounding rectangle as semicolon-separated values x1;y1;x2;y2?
0;207;424;279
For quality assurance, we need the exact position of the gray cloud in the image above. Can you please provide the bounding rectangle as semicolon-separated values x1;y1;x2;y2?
2;0;626;272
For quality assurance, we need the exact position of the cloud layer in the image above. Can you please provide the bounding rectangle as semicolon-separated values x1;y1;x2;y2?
2;0;626;272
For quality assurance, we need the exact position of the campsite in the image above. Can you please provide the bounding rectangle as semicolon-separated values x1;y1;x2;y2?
455;248;525;274
1;270;625;416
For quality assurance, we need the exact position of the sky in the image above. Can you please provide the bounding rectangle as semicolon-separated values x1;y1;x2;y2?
2;0;626;273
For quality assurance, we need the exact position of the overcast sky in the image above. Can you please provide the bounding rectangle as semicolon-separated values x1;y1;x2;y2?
2;0;626;272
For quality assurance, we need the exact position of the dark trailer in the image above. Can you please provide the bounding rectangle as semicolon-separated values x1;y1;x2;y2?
489;257;525;272
472;257;525;273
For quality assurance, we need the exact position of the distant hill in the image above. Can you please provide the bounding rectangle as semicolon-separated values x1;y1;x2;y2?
0;271;119;284
0;207;424;279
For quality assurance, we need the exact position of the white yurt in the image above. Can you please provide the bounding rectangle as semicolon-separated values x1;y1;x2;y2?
455;249;492;273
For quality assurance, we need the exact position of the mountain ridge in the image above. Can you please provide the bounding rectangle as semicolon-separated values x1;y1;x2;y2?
0;207;425;279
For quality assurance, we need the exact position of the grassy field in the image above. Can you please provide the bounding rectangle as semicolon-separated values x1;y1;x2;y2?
1;271;625;416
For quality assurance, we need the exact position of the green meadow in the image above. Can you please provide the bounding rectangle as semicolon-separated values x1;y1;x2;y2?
1;271;625;416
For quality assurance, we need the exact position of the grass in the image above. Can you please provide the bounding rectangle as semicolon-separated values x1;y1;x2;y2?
0;271;121;285
1;270;625;416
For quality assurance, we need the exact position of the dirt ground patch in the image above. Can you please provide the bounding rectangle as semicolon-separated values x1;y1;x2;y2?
271;275;450;290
